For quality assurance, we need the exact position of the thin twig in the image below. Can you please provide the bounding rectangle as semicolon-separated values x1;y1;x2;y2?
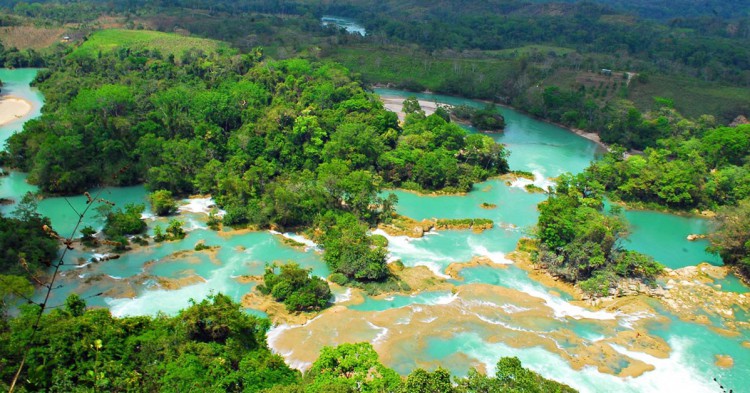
9;186;107;393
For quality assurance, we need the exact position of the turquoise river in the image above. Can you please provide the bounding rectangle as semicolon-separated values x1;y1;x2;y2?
1;69;747;393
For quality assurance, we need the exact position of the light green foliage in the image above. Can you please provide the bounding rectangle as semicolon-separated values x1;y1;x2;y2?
402;368;454;393
0;292;576;392
258;263;332;312
64;293;86;317
403;96;425;116
457;357;577;392
166;219;186;240
148;190;177;216
304;343;401;393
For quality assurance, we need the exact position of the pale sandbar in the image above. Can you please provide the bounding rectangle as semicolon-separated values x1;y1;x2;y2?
0;96;33;126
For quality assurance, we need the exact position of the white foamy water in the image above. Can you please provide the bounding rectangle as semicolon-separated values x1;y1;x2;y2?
278;231;320;251
513;279;620;321
373;229;451;278
334;288;353;303
467;237;514;264
107;243;251;317
368;321;390;344
178;197;226;217
510;170;555;192
500;303;530;313
456;332;718;393
430;292;460;305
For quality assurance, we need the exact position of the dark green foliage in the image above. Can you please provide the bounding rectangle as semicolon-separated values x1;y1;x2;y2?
469;104;505;132
258;263;332;312
100;203;147;239
0;193;58;276
708;199;750;277
317;212;390;282
6;47;507;284
535;173;662;295
1;294;299;392
450;104;506;132
0;274;33;316
0;292;576;392
587;124;750;210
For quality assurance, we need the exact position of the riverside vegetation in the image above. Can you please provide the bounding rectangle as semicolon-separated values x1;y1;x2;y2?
1;293;576;392
1;0;750;390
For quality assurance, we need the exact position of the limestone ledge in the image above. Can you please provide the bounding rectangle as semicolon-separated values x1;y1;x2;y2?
512;246;749;335
378;215;493;238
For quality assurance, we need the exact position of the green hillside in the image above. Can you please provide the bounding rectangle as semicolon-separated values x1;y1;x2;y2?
70;29;229;58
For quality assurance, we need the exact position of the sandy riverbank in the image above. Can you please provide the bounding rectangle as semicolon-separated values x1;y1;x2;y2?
0;96;33;126
381;96;439;122
377;91;624;155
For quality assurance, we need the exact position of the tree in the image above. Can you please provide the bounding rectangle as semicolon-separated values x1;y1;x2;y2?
64;293;86;317
304;343;401;393
708;198;750;276
148;190;178;216
318;213;390;282
101;203;147;238
165;219;186;240
258;262;331;312
403;96;424;116
402;368;454;393
0;275;33;317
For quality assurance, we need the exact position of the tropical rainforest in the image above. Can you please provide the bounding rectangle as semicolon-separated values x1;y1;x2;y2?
1;0;749;390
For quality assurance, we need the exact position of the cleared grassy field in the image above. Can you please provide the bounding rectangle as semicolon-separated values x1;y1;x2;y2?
327;45;516;95
70;29;228;59
628;75;750;122
0;26;66;50
483;45;576;58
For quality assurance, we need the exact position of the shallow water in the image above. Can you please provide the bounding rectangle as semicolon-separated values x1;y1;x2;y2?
0;68;44;146
3;70;749;392
321;16;366;36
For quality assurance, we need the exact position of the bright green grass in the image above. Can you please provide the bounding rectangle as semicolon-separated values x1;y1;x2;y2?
70;29;229;59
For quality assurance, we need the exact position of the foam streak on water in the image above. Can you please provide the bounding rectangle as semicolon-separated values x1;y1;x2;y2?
373;229;452;278
179;197;226;217
510;169;556;192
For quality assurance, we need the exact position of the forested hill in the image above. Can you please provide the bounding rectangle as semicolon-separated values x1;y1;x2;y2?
563;0;750;20
7;30;509;217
